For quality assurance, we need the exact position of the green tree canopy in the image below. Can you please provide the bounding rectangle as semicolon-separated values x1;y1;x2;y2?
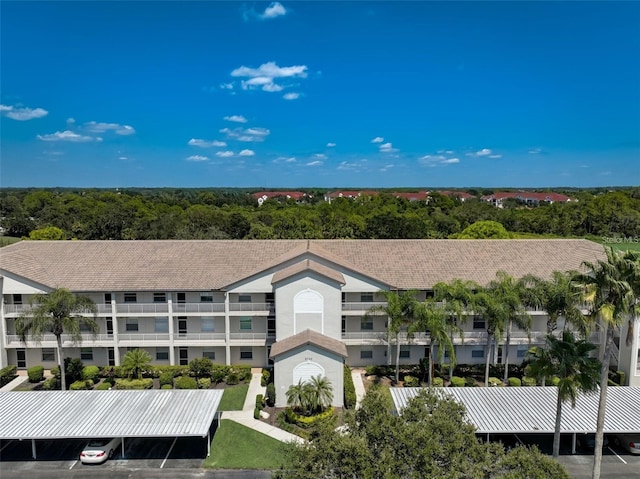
455;220;511;239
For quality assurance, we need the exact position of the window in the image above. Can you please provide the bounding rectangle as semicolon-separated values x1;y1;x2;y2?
200;291;213;302
80;348;93;360
399;347;410;359
360;292;374;303
239;317;252;331
153;293;166;303
341;316;346;334
238;295;252;303
125;319;139;331
79;322;92;333
104;293;112;304
108;348;115;366
473;316;486;329
177;292;186;303
444;349;451;359
42;349;55;361
471;349;484;358
240;348;253;360
156;348;169;361
341;292;346;303
360;350;373;359
360;319;373;330
12;294;22;304
201;318;215;332
124;292;137;303
517;349;527;358
155;317;168;333
179;347;188;366
265;292;274;303
203;351;216;360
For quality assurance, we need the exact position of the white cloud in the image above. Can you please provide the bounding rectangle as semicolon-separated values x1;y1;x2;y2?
326;142;336;147
84;121;136;135
220;126;270;142
262;83;284;92
219;82;234;90
528;148;542;154
313;153;327;160
224;115;247;123
119;156;128;160
188;138;227;148
338;159;369;171
419;154;459;167
379;142;398;153
441;158;460;164
239;149;255;156
283;92;300;100
0;104;48;121
231;62;307;79
371;137;384;143
37;130;101;142
472;148;492;156
66;118;76;125
186;155;209;162
488;154;502;159
216;151;234;158
380;164;394;172
306;160;323;166
261;2;287;19
274;156;296;163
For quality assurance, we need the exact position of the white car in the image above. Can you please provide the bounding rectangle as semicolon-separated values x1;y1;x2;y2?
612;434;640;454
80;437;122;464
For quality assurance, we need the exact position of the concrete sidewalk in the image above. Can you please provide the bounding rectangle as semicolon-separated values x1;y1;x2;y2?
350;368;366;409
0;374;29;391
222;369;304;444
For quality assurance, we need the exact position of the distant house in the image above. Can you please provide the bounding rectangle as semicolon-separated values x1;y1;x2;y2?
481;191;573;208
252;191;307;206
437;191;476;202
391;191;430;202
323;190;378;202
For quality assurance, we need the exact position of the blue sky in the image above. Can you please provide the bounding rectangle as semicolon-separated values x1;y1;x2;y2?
1;1;639;188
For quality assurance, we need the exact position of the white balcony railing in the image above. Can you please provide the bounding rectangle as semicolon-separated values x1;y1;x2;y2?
342;302;387;311
6;334;114;345
172;303;225;313
228;303;273;312
173;333;226;342
229;333;267;341
116;303;170;314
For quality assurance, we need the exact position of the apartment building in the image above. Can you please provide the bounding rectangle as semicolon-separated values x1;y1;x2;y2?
1;239;637;405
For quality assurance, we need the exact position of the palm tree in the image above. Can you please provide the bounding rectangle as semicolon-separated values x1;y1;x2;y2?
433;279;478;378
575;248;640;479
527;330;600;458
16;288;97;390
306;375;334;412
411;299;459;386
121;348;152;380
286;380;308;413
366;290;417;383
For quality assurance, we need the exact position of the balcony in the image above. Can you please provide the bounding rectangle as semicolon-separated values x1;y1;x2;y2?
342;302;387;312
116;303;170;314
229;303;273;313
5;333;115;347
172;303;225;314
341;332;387;345
173;333;226;344
229;332;267;346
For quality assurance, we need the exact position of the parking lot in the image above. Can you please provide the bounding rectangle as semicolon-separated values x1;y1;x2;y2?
486;433;640;479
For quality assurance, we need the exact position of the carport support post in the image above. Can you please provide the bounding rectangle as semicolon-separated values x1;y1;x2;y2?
121;437;125;459
207;430;211;456
572;433;576;454
31;439;36;459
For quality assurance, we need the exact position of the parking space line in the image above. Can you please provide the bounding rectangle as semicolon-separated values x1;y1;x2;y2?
69;460;78;469
160;437;177;469
608;447;627;464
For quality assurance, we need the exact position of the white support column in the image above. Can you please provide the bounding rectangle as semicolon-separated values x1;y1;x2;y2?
168;294;175;365
224;292;231;366
572;433;576;454
207;430;211;456
32;439;36;459
121;437;125;458
0;277;7;369
111;296;120;366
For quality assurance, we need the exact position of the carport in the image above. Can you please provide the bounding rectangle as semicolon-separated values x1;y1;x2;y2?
0;389;223;459
391;386;640;454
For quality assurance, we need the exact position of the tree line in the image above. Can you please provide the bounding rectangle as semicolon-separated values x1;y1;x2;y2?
1;187;639;240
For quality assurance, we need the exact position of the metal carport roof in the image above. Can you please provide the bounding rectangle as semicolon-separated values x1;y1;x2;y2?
390;386;640;434
0;390;223;440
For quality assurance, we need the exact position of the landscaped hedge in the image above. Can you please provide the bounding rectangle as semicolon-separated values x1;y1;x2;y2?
198;377;211;389
42;377;58;390
161;383;173;389
82;366;100;384
115;378;154;390
488;377;503;387
159;371;174;387
27;365;45;383
432;377;444;387
508;377;522;387
266;382;276;407
175;375;197;389
226;372;239;385
285;407;335;428
403;375;419;387
0;365;17;387
70;380;93;390
344;365;356;409
522;376;537;387
450;376;465;387
96;381;112;390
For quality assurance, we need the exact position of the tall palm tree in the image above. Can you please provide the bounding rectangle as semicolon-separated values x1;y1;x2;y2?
306;374;334;412
527;330;600;458
121;348;152;380
574;248;640;479
286;380;307;413
433;279;478;378
366;290;417;383
16;288;97;390
411;299;460;386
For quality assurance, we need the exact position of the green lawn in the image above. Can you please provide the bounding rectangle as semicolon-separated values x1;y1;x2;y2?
217;383;249;411
608;242;640;252
203;419;287;469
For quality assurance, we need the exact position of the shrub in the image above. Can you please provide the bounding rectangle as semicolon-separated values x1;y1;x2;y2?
226;372;239;385
285;407;335;428
189;357;213;380
432;377;444;387
549;376;560;386
198;377;211;389
151;365;189;378
522;376;537;387
618;371;626;386
64;358;85;383
450;376;465;387
175;375;197;390
70;380;92;390
344;365;357;409
161;384;173;389
160;371;174;387
256;394;265;409
403;375;419;387
464;377;478;387
211;366;228;384
104;377;116;386
82;366;100;384
42;377;58;390
96;381;112;390
488;377;503;387
231;365;252;382
51;366;60;379
254;406;261;419
266;382;276;407
27;366;45;383
115;378;154;390
508;377;522;387
0;365;18;387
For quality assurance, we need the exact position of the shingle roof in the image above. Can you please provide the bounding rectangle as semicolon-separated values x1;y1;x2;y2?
271;259;345;285
269;329;348;358
0;239;605;292
390;387;640;434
